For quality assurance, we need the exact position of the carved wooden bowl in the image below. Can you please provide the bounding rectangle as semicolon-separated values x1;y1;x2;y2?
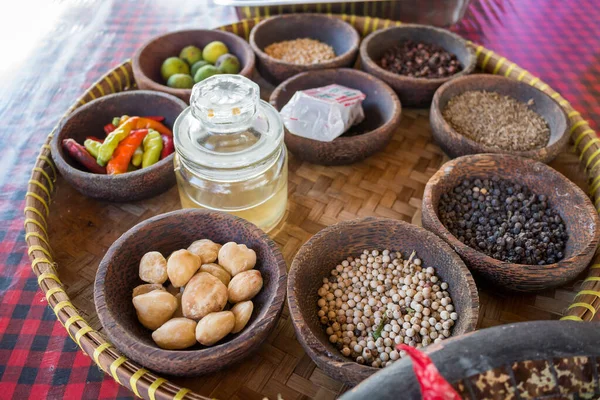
341;320;600;399
269;68;402;165
94;209;287;376
250;14;360;84
430;75;570;163
287;217;479;386
132;29;255;103
422;153;600;292
360;24;476;107
51;90;186;202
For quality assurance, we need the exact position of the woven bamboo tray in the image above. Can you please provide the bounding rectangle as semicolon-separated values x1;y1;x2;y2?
24;15;600;400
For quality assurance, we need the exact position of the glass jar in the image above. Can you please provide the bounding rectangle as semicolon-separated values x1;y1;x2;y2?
173;75;287;233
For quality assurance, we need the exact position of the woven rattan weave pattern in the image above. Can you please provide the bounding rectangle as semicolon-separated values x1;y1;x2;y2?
24;16;600;400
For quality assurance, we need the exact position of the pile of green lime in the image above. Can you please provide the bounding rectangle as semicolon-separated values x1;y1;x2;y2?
160;42;242;89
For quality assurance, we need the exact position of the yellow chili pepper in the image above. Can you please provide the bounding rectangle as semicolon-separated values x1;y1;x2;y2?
131;145;143;167
142;129;163;168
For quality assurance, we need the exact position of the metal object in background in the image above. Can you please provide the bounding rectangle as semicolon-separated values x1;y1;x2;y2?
214;0;472;27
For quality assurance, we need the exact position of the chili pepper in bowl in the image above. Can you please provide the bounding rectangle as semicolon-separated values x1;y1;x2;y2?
97;126;132;166
132;146;144;167
97;117;173;166
161;134;174;159
123;116;172;136
142;130;164;168
62;139;106;174
104;123;116;135
145;116;165;122
107;129;149;175
397;344;460;400
113;115;130;128
84;138;103;158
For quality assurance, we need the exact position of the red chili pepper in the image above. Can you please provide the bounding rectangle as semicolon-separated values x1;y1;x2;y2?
106;129;149;175
397;344;461;400
62;139;106;174
144;116;165;122
104;123;116;135
86;136;104;143
120;117;172;136
160;134;174;159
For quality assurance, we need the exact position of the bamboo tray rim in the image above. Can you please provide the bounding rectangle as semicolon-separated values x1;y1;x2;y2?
23;14;600;400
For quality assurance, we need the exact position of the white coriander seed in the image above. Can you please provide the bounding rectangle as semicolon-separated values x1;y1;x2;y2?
317;249;457;369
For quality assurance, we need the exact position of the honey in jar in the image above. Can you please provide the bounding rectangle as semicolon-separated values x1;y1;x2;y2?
173;75;287;232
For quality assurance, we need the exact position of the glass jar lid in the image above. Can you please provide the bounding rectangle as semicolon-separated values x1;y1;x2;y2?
173;74;283;171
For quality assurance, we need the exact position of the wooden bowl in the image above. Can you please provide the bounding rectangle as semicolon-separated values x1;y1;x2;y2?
250;14;360;84
94;209;287;377
430;75;570;163
287;217;479;386
422;153;600;292
340;320;600;400
360;24;476;107
269;68;402;165
132;29;255;103
51;91;186;202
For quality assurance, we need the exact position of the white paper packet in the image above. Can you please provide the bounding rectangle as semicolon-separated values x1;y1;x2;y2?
279;84;366;142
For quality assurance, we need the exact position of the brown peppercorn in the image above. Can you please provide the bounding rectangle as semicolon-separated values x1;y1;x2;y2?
379;41;462;79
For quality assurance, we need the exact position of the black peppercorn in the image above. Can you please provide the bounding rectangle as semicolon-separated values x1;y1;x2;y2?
438;177;568;265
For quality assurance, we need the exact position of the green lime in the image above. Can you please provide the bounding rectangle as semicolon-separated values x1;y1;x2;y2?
167;73;194;89
215;54;241;74
179;45;203;66
191;60;210;77
194;65;220;83
161;57;190;81
202;41;229;64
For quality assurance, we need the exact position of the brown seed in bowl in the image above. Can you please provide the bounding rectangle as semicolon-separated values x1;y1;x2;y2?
132;283;165;298
359;24;477;108
265;38;336;65
195;311;235;346
429;75;569;163
182;272;228;320
188;239;221;264
167;249;201;287
218;242;257;276
231;301;254;334
94;209;288;377
228;270;263;303
139;251;168;284
250;14;361;84
200;263;231;286
441;91;550;152
132;291;178;330
380;41;462;79
152;318;197;350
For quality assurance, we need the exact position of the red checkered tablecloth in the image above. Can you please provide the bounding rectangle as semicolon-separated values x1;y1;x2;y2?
1;0;599;398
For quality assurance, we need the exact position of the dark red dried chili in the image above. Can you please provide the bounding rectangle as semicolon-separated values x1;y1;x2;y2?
62;139;106;174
